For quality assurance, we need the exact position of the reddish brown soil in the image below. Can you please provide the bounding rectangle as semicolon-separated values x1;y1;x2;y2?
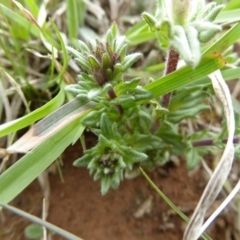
0;141;228;240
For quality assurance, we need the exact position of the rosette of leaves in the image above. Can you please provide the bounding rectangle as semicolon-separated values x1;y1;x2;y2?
65;23;151;106
142;0;224;67
74;114;148;194
65;23;155;194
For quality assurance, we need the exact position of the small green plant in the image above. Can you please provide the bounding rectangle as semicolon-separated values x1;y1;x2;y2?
143;0;223;67
0;0;240;239
65;1;224;195
24;224;43;240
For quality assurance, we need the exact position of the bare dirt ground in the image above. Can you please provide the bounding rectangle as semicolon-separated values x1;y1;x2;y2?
0;136;230;240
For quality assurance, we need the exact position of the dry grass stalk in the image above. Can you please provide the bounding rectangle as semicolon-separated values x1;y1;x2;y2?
183;70;235;240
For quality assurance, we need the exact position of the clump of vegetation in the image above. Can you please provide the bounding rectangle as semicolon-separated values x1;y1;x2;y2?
65;1;225;195
0;0;240;240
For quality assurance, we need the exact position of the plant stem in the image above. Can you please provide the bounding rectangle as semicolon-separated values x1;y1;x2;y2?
193;136;239;147
162;47;179;108
108;88;123;114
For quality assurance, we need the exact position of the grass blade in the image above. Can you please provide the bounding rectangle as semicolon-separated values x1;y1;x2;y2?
145;52;226;98
0;3;39;37
183;70;235;240
0;202;83;240
0;115;86;204
139;168;212;240
204;22;240;55
0;88;65;138
66;0;85;41
215;9;240;24
7;101;94;153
